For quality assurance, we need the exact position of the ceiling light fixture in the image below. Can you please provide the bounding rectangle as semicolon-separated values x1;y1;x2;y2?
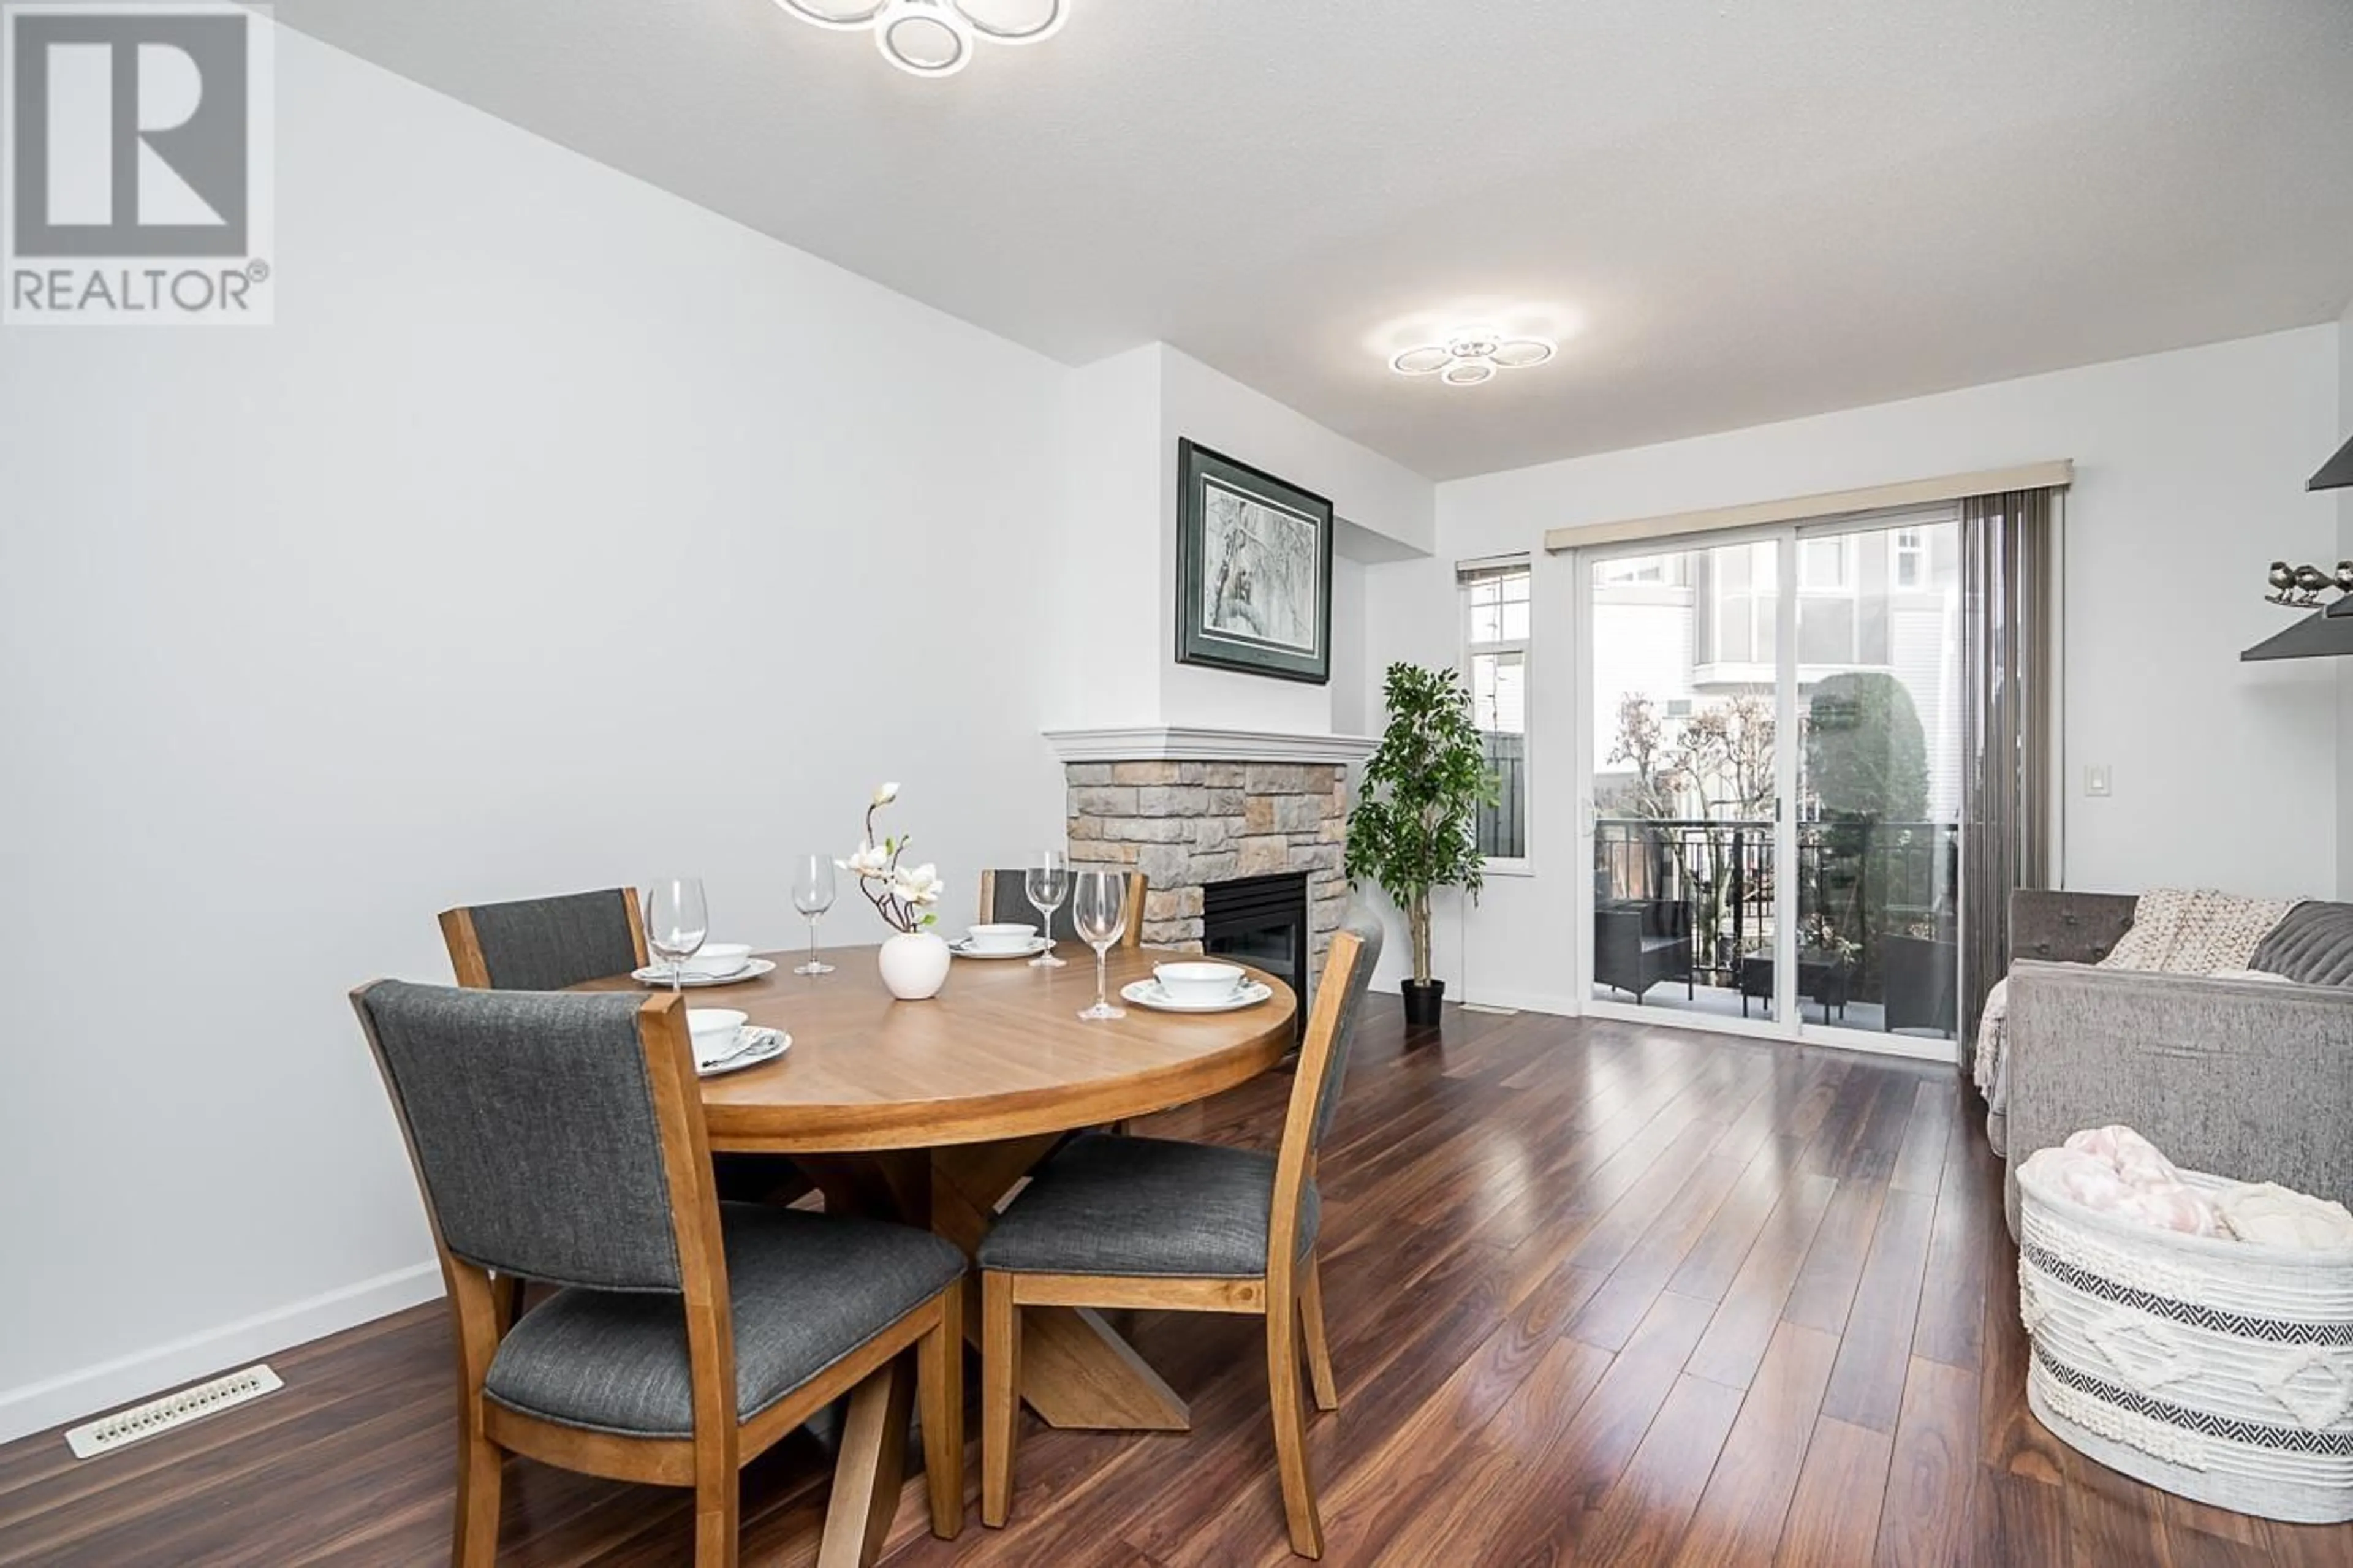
1389;328;1556;387
773;0;1067;79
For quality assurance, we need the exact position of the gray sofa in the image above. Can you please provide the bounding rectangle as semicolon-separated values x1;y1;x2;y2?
1994;888;2353;1238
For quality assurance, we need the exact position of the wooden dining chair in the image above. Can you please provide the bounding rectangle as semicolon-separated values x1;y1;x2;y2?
439;888;805;1210
351;980;966;1568
438;887;648;992
975;868;1147;949
976;906;1385;1559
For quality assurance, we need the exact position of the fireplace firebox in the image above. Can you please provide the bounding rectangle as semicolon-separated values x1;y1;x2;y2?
1203;873;1310;1043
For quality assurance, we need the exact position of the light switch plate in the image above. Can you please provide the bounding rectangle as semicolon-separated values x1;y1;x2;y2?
2085;765;2112;798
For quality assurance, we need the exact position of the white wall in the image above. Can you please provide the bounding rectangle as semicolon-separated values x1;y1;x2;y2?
1365;326;2344;1010
0;23;1073;1442
1158;346;1429;735
1155;344;1433;559
1047;345;1166;730
1050;343;1431;736
1328;556;1368;738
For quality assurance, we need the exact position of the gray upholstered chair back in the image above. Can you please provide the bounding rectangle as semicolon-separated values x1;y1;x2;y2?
980;869;1146;949
1307;904;1385;1151
983;870;1081;943
354;980;686;1292
455;888;643;991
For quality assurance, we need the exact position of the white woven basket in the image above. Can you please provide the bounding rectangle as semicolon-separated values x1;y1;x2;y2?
2017;1161;2353;1523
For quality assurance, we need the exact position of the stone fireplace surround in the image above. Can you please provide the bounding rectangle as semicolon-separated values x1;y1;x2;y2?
1050;728;1377;985
1065;758;1347;956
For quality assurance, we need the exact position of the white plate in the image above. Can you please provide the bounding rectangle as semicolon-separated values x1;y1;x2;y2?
697;1029;790;1078
1120;978;1275;1014
948;937;1054;960
632;958;777;988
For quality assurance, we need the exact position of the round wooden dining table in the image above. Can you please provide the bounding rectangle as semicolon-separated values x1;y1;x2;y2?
577;942;1295;1566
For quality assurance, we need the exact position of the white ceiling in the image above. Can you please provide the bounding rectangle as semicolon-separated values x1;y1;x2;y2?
273;1;2353;481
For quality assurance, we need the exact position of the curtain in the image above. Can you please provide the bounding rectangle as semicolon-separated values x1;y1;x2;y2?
1958;488;2057;1070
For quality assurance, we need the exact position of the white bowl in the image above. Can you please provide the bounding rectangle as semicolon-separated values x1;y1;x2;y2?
681;942;752;977
686;1007;748;1062
967;923;1037;953
1153;961;1246;1004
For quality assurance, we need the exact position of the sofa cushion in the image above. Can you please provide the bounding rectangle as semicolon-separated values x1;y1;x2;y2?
2007;890;2137;968
2248;901;2353;987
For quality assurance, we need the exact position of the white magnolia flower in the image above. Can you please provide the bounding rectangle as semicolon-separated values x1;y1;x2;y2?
839;841;892;878
873;781;901;806
890;862;942;906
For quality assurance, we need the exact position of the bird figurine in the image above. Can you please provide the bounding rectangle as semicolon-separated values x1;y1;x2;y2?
2268;561;2299;605
2293;564;2333;605
2336;561;2353;597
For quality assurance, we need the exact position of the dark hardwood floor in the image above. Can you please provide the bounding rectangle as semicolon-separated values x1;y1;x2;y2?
6;1003;2349;1566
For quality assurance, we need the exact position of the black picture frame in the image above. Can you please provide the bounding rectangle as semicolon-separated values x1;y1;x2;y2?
1175;439;1335;685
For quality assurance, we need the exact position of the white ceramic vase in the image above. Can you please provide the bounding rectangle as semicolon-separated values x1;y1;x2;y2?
877;931;952;1001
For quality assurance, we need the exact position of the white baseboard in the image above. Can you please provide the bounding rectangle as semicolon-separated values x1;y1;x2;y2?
1366;975;1588;1020
1450;987;1586;1018
0;1260;444;1447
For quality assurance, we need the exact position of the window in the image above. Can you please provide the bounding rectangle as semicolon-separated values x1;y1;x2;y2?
1798;536;1850;590
1470;646;1525;732
1465;562;1530;643
1599;555;1667;586
1459;558;1529;862
1596;553;1693;588
1706;540;1778;667
1893;528;1926;589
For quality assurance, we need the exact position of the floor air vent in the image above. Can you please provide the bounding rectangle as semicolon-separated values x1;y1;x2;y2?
1459;1003;1520;1015
66;1364;283;1460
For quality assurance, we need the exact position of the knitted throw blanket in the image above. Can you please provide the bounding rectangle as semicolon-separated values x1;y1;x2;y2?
1973;888;2300;1118
2099;887;2302;975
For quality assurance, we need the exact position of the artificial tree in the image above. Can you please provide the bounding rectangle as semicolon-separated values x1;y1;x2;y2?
1346;662;1498;1027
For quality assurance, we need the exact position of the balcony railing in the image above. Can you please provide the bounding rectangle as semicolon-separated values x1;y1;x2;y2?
1593;816;1959;1005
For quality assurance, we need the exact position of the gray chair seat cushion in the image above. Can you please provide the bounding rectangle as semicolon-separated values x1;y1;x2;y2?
484;1204;963;1438
976;1134;1317;1279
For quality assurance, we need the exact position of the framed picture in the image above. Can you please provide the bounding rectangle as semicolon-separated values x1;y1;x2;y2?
1175;439;1335;685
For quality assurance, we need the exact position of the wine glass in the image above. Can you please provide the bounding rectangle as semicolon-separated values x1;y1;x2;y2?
643;878;710;996
1072;869;1129;1020
792;855;836;976
1025;849;1070;969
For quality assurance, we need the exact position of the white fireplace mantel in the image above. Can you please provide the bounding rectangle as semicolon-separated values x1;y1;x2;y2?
1044;725;1379;766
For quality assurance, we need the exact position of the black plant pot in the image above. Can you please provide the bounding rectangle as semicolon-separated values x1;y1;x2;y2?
1401;978;1446;1028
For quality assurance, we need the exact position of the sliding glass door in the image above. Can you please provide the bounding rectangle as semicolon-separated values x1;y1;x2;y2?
1793;518;1963;1043
1577;509;1963;1051
1585;538;1786;1023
